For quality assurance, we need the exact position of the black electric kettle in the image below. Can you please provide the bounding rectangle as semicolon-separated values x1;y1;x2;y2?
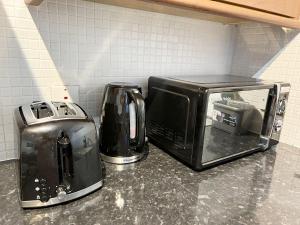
99;82;148;164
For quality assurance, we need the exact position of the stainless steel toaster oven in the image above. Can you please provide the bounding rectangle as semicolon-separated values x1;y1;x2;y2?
146;75;290;170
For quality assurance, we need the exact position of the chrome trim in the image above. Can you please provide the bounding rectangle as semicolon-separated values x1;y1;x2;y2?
20;101;87;125
100;153;144;164
202;147;261;166
259;135;270;150
207;84;274;93
165;76;274;88
260;83;281;143
21;180;103;208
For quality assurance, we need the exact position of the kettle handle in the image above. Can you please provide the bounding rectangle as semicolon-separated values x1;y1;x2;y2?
127;89;145;148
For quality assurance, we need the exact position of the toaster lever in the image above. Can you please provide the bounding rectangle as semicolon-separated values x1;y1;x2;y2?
57;132;74;188
56;186;67;200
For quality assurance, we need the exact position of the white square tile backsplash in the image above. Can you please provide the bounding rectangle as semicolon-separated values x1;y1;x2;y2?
0;0;234;160
1;0;300;161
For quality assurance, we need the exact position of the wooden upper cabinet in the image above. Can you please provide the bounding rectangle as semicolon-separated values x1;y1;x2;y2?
214;0;300;18
159;0;300;28
24;0;43;6
25;0;300;28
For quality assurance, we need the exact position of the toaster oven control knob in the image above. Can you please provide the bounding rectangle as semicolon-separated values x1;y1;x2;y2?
274;120;283;132
57;187;67;200
277;99;286;115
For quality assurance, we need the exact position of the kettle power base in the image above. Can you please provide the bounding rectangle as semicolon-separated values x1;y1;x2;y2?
21;180;103;208
100;153;145;164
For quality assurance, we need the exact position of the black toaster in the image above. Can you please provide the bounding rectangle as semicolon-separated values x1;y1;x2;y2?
15;101;105;208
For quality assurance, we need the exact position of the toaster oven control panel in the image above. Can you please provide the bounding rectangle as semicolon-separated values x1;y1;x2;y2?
271;84;290;142
274;119;283;132
34;178;51;202
277;98;287;115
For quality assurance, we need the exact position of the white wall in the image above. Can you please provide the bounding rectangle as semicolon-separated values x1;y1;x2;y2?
231;22;300;148
0;0;235;161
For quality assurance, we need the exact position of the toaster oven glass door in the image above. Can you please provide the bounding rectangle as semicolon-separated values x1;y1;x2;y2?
201;88;270;164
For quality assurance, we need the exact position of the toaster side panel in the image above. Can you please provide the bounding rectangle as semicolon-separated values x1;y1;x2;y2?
67;120;103;191
19;120;103;204
20;123;60;202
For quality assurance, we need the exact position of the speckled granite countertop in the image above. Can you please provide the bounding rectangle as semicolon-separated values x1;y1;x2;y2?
1;143;300;225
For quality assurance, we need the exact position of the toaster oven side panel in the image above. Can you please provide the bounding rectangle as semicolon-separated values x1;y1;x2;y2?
146;77;199;164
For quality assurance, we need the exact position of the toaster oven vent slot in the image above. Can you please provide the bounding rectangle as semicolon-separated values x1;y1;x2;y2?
148;121;185;148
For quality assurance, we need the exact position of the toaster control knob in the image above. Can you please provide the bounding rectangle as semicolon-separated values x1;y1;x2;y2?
274;120;283;132
57;187;67;200
40;194;49;202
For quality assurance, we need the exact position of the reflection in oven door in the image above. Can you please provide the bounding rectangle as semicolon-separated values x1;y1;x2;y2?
202;89;269;164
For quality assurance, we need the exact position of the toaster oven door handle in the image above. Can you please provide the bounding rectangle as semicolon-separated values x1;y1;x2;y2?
127;89;145;148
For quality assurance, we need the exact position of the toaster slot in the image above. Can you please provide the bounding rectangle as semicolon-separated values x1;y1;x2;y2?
53;102;77;116
30;102;54;119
